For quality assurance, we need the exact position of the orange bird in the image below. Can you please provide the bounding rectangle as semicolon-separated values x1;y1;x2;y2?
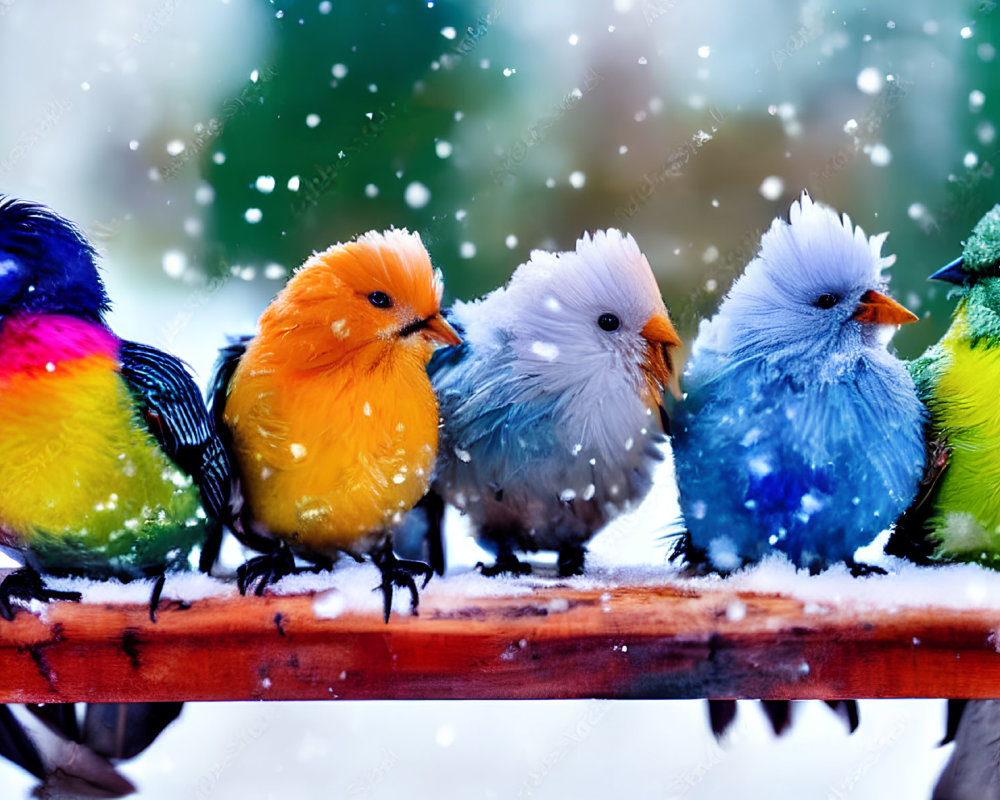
212;229;460;619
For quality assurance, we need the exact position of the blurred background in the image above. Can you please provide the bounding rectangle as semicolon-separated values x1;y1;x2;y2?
0;0;996;796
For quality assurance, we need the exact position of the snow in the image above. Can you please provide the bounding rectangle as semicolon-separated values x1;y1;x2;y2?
42;571;233;608
758;175;784;201
404;181;431;209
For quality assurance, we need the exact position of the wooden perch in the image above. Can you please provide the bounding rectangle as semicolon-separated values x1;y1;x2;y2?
2;581;1000;703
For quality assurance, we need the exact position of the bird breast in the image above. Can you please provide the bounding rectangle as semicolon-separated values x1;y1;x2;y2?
224;346;440;554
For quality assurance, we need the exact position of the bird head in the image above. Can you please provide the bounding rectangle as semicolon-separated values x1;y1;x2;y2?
261;228;460;371
0;196;109;322
497;229;681;415
720;191;916;365
929;204;1000;340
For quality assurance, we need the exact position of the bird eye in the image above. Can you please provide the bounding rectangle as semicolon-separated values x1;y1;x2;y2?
814;294;840;309
368;291;393;309
598;313;620;332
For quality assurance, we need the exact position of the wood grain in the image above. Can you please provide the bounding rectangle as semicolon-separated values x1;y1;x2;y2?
1;583;999;702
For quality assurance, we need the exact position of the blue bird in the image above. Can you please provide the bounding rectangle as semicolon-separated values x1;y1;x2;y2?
672;191;925;574
408;229;682;576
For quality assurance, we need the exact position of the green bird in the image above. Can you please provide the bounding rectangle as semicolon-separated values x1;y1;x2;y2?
888;204;1000;565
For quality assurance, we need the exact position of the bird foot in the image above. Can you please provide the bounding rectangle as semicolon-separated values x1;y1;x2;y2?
846;560;887;578
667;532;719;576
0;568;82;621
557;545;586;577
476;552;533;577
148;572;166;623
236;543;299;596
372;546;433;623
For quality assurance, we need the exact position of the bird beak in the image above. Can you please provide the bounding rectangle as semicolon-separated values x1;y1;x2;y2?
850;290;919;326
640;312;683;401
929;257;969;285
423;313;462;347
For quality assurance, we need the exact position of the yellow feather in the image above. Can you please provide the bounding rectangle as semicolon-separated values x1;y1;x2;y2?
931;312;1000;551
0;355;187;543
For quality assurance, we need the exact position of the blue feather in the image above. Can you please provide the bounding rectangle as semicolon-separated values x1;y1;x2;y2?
408;230;674;573
0;196;109;320
672;192;925;571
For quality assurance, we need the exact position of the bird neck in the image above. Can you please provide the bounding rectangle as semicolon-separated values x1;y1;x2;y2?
956;282;1000;347
0;313;118;380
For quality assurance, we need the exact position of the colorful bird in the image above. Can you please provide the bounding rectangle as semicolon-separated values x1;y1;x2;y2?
0;197;231;620
412;229;681;577
671;191;925;574
212;228;461;621
887;205;1000;565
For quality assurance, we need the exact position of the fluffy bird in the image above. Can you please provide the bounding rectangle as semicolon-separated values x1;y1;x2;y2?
0;197;231;619
887;205;1000;565
413;229;681;577
672;192;925;574
212;229;461;620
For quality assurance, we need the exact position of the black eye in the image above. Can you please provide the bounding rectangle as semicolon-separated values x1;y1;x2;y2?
814;294;840;309
598;313;620;332
368;291;392;309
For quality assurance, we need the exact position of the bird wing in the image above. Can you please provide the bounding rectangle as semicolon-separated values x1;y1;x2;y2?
118;339;233;523
207;335;252;437
432;339;560;490
883;347;952;563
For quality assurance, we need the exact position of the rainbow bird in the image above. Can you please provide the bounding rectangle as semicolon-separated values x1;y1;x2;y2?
408;229;681;577
212;229;461;620
888;204;1000;565
0;197;232;619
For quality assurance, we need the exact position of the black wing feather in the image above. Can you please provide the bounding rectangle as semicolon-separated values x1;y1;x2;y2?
118;340;233;523
884;436;950;564
208;335;252;437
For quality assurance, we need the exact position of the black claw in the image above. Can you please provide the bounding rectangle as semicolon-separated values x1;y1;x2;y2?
476;551;532;577
0;568;82;621
198;519;224;575
667;530;716;575
557;544;586;577
847;559;887;578
236;543;298;596
372;543;433;623
148;573;166;623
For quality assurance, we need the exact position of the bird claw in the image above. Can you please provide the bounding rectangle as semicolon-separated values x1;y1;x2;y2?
372;546;433;623
847;560;887;578
667;532;718;576
236;544;298;596
557;544;586;577
476;552;532;577
0;568;82;621
148;572;166;623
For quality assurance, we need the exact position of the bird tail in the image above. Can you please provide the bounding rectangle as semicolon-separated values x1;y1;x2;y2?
0;702;183;797
707;700;859;739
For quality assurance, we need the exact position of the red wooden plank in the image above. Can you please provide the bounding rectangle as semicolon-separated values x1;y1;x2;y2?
1;583;998;702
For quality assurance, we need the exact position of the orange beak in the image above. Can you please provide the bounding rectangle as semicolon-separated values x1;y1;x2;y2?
423;313;462;347
850;290;919;326
640;311;683;401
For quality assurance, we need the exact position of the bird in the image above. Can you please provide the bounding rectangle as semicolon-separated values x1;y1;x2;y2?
671;191;924;742
408;229;681;577
932;699;1000;800
211;228;461;621
671;191;925;575
0;196;232;621
0;702;183;798
886;205;1000;566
